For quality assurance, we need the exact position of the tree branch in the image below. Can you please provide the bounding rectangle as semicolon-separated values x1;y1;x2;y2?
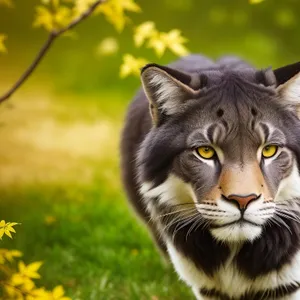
0;0;105;104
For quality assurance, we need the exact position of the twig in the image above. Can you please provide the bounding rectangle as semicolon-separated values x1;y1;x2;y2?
0;0;105;104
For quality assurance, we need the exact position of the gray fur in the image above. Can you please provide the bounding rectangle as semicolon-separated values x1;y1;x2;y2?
120;54;300;299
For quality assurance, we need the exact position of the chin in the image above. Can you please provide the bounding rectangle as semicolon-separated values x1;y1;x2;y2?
210;222;263;243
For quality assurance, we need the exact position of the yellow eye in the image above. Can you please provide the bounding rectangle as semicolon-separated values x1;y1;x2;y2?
196;146;215;159
262;145;278;158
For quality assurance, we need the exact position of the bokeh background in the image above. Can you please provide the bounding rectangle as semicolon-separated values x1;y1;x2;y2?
0;0;299;299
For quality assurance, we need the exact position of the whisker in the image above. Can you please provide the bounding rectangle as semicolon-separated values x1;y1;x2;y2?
271;215;292;234
172;214;201;241
275;207;300;221
275;212;300;224
156;207;196;218
185;217;206;239
164;210;198;232
167;202;196;207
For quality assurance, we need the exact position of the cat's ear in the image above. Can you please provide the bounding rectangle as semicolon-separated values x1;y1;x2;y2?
274;62;300;86
275;63;300;117
141;63;200;126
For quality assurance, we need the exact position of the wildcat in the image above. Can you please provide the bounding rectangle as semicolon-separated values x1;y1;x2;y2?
120;54;300;300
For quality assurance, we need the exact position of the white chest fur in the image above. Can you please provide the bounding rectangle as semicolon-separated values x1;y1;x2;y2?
167;241;300;299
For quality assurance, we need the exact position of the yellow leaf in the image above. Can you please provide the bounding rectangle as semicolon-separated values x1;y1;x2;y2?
73;0;97;16
11;273;26;286
51;285;72;300
22;277;35;292
26;261;43;279
121;0;141;12
5;222;19;238
5;249;23;262
18;261;43;279
53;285;64;297
249;0;264;3
4;228;13;238
147;33;167;57
7;226;16;233
97;0;141;32
33;3;73;31
53;6;73;28
97;3;126;32
147;29;189;57
0;221;19;238
96;37;119;56
19;261;26;273
8;222;19;226
134;21;157;47
28;288;51;300
33;6;54;31
161;29;189;56
120;54;148;78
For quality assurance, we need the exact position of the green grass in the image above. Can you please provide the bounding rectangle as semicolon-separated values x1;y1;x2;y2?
0;180;192;299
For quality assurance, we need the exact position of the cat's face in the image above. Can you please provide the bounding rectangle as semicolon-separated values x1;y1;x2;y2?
138;62;300;243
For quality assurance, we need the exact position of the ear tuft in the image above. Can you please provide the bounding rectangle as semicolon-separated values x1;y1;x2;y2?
256;68;277;87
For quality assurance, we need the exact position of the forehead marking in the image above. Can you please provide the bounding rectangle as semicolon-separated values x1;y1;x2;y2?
206;123;228;145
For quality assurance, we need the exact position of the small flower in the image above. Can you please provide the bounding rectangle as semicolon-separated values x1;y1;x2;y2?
51;285;72;300
97;0;141;32
120;54;148;78
0;220;19;239
134;21;156;47
147;29;189;57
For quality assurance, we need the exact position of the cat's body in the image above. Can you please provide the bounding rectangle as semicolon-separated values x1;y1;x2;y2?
121;54;300;299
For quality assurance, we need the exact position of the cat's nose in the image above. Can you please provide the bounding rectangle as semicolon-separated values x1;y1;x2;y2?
223;194;260;210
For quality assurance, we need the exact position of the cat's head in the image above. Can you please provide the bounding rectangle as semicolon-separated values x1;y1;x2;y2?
138;60;300;243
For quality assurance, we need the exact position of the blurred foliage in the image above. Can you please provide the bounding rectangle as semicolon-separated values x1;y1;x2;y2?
0;0;190;94
1;0;299;96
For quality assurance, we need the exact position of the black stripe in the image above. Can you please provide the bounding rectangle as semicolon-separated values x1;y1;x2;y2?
200;282;300;300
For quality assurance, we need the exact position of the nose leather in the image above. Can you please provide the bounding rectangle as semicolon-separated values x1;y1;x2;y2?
227;194;259;209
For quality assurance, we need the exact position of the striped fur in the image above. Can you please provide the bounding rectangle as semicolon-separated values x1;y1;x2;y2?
120;55;300;299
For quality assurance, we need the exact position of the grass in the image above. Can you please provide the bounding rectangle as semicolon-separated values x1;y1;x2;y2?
0;183;192;300
0;86;193;300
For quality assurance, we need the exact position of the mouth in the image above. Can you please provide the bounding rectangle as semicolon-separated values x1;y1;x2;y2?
210;218;261;229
